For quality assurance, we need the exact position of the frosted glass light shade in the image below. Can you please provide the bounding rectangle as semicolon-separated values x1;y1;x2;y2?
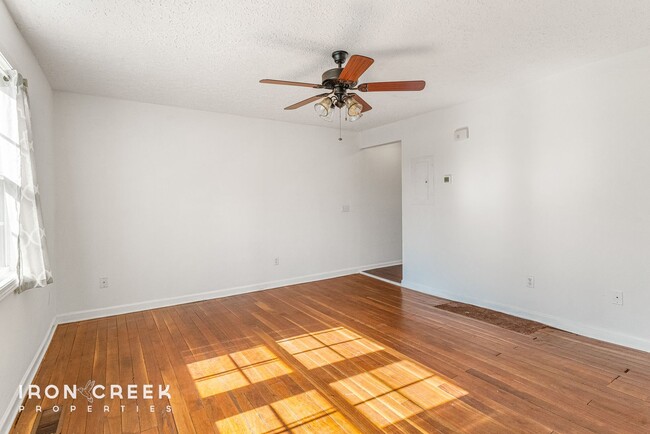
345;97;362;117
314;97;333;118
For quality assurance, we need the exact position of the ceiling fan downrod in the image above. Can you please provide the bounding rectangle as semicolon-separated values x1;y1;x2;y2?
331;50;348;67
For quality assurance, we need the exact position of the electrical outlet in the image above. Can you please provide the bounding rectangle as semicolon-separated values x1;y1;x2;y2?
612;291;623;306
99;277;109;289
526;276;535;288
274;257;280;266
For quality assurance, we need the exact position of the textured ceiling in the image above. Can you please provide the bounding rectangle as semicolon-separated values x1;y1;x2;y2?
5;0;650;131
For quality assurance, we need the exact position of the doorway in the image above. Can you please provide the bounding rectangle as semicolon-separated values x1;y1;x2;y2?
359;141;403;284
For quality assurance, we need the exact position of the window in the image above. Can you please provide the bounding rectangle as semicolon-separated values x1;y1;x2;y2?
0;50;20;296
0;50;53;300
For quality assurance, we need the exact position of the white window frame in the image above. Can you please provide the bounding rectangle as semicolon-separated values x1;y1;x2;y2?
0;50;19;299
0;176;18;296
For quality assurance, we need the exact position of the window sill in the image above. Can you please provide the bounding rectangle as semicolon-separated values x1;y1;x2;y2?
0;273;18;302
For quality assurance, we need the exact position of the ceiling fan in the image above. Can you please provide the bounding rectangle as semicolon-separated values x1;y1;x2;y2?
260;50;425;123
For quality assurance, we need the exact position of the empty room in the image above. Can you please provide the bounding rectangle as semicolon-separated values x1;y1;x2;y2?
1;0;650;433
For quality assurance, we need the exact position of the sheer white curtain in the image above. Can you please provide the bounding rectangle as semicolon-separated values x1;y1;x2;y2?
0;69;52;298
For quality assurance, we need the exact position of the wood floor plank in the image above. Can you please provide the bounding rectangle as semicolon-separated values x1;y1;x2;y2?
126;314;158;432
104;317;122;434
115;315;140;433
133;313;176;433
10;275;650;433
85;318;108;434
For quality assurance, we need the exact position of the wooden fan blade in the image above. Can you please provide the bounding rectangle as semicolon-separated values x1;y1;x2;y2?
260;79;323;89
284;93;331;110
339;55;374;83
348;93;372;112
357;80;426;92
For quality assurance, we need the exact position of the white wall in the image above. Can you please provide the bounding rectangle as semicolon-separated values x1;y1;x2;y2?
361;45;650;352
358;142;402;266
53;92;401;319
0;2;57;430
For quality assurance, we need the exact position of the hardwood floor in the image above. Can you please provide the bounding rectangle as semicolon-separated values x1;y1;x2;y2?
11;274;650;433
363;265;403;283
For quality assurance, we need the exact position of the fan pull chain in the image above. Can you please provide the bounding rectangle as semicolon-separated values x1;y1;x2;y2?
338;108;343;141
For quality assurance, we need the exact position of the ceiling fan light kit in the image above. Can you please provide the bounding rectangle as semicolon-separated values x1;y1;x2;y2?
260;50;426;125
314;97;332;117
345;97;363;117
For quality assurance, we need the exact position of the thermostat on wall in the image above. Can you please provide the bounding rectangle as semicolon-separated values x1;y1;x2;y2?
454;127;469;141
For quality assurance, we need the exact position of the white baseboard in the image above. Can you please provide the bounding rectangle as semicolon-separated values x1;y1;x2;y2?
401;279;650;354
0;317;58;434
57;260;403;324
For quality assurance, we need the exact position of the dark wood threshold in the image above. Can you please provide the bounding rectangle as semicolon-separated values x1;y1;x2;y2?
363;264;402;283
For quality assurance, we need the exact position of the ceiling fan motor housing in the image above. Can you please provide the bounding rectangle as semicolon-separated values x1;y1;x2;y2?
321;68;342;87
322;68;358;89
322;50;358;89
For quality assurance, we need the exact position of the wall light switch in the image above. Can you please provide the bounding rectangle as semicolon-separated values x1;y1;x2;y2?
341;204;350;213
443;175;453;184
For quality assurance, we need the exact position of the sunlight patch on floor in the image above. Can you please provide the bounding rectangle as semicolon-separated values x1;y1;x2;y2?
330;361;462;427
215;390;360;434
278;327;467;430
277;327;384;370
188;345;292;398
191;326;468;432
